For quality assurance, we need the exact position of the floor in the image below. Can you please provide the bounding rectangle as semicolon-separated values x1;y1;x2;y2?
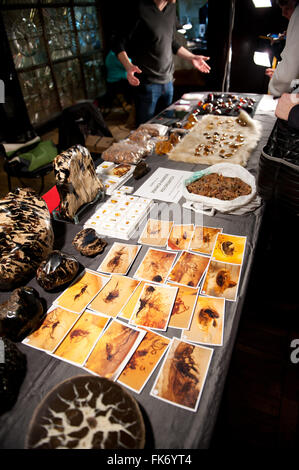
211;206;299;449
1;109;298;449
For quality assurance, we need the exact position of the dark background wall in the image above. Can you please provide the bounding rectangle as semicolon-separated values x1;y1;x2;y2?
0;0;290;141
99;0;287;95
229;0;288;94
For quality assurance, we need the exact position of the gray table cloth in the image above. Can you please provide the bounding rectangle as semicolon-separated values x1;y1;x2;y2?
0;95;276;449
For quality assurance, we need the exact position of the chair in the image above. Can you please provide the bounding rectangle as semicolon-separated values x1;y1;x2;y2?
0;139;57;195
57;101;113;154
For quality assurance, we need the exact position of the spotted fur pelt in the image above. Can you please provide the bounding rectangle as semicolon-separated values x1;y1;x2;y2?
168;110;262;166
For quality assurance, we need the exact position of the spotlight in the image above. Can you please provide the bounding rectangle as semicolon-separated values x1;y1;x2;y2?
253;51;271;67
252;0;272;7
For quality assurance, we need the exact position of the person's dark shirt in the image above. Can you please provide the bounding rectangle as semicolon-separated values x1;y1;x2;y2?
288;104;299;129
112;0;181;84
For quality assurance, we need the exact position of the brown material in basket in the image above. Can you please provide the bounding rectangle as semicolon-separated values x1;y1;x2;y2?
186;173;251;200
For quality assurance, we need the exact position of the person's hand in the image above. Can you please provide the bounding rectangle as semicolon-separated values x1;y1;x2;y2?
275;93;299;120
265;68;275;78
127;63;142;86
191;55;211;73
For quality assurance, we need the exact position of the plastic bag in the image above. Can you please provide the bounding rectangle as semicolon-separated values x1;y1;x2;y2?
182;162;257;214
101;141;148;164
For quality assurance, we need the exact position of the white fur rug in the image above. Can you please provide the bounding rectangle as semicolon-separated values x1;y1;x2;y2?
168;110;262;167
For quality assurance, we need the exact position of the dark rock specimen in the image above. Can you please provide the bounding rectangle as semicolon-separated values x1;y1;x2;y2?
133;160;150;180
36;250;79;291
72;228;107;257
0;187;54;291
0;338;27;415
0;287;45;342
26;375;145;449
53;145;104;222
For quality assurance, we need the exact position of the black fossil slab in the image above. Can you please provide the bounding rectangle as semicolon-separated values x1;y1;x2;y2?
0;287;45;342
72;228;107;257
36;250;79;291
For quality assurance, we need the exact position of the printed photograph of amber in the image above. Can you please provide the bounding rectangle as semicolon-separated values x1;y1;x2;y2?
182;295;225;346
24;307;79;353
88;275;140;317
53;311;110;365
167;224;194;251
118;330;171;393
134;248;176;283
167;251;210;287
84;319;145;380
189;226;222;255
118;281;145;320
201;260;241;301
166;282;198;330
130;283;178;331
98;242;140;275
151;338;213;411
138;219;173;247
211;233;246;265
54;270;107;314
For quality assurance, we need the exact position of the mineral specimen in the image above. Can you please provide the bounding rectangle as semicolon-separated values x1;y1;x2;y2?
0;338;27;415
36;250;79;291
26;375;145;449
133;160;150;180
72;228;107;256
0;287;45;342
53;145;104;222
0;187;54;291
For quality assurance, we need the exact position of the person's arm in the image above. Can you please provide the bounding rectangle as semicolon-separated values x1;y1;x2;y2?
176;46;211;73
111;2;141;86
117;51;142;86
275;92;299;129
268;6;299;96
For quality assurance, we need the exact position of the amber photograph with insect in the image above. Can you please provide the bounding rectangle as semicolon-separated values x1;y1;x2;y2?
167;224;194;251
134;248;176;284
151;338;213;411
118;329;171;393
88;275;140;318
84;319;145;380
166;282;199;330
23;307;79;352
138;219;173;247
211;233;246;265
53;311;110;365
201;260;241;301
182;295;225;346
54;270;107;314
119;281;145;320
189;226;223;255
98;242;140;275
130;283;177;331
167;251;210;287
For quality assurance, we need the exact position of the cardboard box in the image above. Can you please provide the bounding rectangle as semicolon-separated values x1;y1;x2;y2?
85;135;115;154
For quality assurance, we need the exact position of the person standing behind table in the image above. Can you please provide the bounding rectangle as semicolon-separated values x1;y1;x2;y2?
105;50;132;109
268;0;299;97
112;0;211;126
275;92;299;129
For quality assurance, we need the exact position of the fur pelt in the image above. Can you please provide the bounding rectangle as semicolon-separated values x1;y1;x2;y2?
168;110;262;166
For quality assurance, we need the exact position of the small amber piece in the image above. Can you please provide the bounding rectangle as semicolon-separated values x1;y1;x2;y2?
155;140;174;155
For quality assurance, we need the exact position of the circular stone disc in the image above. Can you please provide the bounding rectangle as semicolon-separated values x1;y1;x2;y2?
26;375;145;449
